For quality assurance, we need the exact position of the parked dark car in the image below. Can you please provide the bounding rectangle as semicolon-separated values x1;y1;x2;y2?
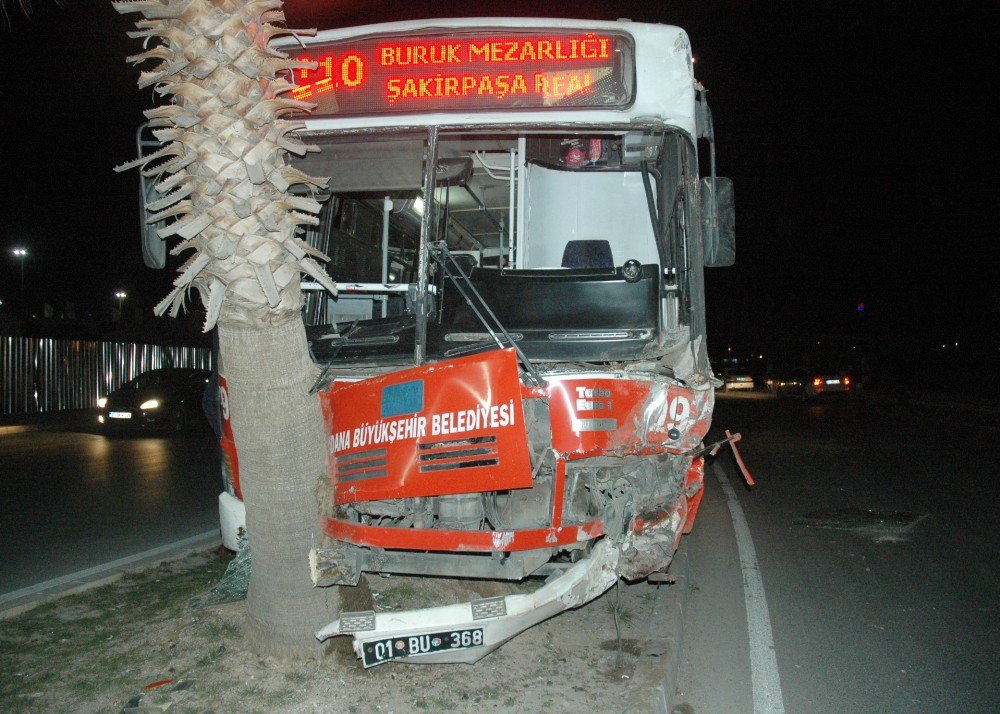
97;368;211;432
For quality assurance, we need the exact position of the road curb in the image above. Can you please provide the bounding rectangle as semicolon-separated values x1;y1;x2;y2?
0;531;221;619
0;410;97;435
0;423;44;435
624;539;690;713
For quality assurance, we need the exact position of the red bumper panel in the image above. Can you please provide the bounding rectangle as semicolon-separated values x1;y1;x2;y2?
320;349;533;503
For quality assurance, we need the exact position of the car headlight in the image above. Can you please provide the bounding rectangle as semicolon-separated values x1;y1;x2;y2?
140;399;160;410
97;397;107;408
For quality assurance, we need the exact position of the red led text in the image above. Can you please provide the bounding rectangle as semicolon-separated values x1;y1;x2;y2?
293;53;365;100
386;71;594;104
289;30;627;114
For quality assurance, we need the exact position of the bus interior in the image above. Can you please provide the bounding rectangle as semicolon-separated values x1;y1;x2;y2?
296;128;704;371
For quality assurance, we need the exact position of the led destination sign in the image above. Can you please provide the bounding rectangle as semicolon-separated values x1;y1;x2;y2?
291;30;634;116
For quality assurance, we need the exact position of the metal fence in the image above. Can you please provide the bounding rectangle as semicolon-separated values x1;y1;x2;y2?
1;336;214;415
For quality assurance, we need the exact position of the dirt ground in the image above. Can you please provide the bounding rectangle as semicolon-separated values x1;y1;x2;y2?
0;548;672;713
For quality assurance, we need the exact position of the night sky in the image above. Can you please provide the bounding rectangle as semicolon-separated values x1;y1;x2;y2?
1;2;996;360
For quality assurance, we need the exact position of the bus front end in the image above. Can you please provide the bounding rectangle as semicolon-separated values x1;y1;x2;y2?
238;18;734;665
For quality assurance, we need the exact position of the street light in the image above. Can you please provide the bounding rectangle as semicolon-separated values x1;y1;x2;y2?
115;291;127;322
11;247;27;309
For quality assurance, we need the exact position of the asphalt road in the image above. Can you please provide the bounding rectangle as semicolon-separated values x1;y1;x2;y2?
0;416;220;599
3;391;998;712
674;391;1000;713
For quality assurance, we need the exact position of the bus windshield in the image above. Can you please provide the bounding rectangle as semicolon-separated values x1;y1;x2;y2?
298;127;700;366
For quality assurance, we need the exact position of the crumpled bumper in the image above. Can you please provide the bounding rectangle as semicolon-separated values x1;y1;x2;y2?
316;538;620;666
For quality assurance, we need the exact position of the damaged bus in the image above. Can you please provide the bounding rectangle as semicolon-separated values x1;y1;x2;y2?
202;17;737;666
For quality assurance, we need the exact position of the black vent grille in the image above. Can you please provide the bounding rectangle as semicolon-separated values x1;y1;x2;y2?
418;435;498;472
336;448;387;482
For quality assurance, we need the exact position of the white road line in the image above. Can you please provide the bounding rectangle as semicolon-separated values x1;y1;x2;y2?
0;530;219;608
714;461;786;714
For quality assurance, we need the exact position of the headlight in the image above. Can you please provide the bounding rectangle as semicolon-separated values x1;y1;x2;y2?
97;397;107;408
140;399;160;410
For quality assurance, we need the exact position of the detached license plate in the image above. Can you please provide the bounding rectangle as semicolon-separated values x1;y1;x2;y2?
109;411;132;419
361;628;484;667
825;379;841;385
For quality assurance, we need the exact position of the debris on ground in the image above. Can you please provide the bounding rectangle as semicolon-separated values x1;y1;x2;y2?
188;534;250;610
795;508;929;541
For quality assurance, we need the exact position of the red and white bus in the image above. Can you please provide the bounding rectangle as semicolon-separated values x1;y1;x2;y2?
215;17;736;666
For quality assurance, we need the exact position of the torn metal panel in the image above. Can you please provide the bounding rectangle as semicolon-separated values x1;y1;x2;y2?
545;371;713;458
618;498;686;581
311;358;712;580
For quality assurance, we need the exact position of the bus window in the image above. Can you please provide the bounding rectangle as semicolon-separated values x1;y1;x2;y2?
297;128;700;363
520;164;658;269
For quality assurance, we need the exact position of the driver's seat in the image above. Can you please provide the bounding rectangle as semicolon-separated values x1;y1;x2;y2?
561;240;613;269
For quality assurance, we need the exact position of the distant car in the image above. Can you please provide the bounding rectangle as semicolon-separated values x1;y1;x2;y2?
97;368;211;432
773;368;852;400
721;369;755;391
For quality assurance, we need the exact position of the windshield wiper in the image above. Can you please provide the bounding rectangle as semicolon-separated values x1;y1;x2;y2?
430;243;546;388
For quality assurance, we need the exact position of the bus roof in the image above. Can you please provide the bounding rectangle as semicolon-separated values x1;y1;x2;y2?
276;18;697;137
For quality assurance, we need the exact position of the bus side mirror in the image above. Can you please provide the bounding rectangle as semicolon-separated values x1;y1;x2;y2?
701;177;735;267
139;171;167;269
136;123;166;269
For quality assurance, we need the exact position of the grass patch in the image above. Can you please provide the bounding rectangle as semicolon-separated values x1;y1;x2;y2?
196;644;227;668
478;686;501;700
283;668;312;685
200;618;241;640
0;550;232;713
1;547;659;712
375;581;429;610
241;682;265;698
260;687;296;707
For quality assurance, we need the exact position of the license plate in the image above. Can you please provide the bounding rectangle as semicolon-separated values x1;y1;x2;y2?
361;628;484;667
109;411;132;419
825;379;841;385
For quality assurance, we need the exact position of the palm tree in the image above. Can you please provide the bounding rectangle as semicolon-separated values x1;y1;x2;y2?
114;0;347;656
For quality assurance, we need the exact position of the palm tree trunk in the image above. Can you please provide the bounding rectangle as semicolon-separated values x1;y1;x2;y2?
113;0;361;657
217;312;335;655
